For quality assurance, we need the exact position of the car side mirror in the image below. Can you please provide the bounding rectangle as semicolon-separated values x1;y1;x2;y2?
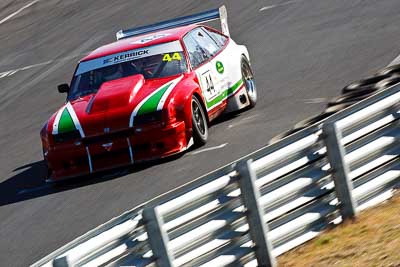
58;83;70;93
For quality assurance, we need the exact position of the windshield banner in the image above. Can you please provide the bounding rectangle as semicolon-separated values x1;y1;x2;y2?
76;41;183;76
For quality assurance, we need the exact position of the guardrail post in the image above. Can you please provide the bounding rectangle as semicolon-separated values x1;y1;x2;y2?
322;122;357;220
142;206;174;267
237;159;277;267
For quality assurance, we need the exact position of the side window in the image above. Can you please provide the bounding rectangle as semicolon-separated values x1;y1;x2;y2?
183;27;220;69
192;28;219;58
183;34;206;69
204;28;228;49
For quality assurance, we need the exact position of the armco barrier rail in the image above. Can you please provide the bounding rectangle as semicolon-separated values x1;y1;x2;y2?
33;83;400;267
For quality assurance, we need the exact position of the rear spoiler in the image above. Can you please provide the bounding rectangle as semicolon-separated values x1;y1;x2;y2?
116;5;229;40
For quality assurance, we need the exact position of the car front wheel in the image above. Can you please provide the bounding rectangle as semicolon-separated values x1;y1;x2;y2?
191;95;208;146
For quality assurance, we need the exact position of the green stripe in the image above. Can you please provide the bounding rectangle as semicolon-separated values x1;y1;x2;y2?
206;79;243;109
58;108;76;133
137;83;171;115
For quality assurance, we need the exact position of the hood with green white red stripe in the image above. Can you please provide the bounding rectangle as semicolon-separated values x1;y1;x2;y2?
50;74;183;137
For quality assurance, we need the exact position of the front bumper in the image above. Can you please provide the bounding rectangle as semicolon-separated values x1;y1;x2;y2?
45;121;187;181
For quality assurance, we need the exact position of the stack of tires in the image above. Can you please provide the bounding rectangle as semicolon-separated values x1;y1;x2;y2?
269;64;400;144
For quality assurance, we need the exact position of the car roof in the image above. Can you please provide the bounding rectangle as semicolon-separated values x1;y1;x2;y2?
81;24;199;62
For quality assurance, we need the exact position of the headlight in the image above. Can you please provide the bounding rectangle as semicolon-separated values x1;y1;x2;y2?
53;130;81;143
134;111;163;125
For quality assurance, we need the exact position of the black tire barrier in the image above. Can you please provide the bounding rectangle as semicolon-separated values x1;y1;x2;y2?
269;102;357;144
269;65;398;146
341;74;390;94
374;75;400;90
268;128;303;145
293;112;332;129
327;91;376;107
324;102;356;114
340;86;377;98
375;63;400;76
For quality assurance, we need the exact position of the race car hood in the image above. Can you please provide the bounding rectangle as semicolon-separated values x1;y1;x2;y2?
87;74;145;114
49;74;184;138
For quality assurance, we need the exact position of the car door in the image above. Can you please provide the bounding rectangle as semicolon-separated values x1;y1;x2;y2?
202;27;236;96
183;27;227;112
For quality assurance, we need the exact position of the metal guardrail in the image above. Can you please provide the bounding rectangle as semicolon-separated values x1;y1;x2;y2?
32;83;400;267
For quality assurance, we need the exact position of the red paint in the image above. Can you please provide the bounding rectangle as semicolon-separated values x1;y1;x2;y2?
41;25;239;181
88;75;144;114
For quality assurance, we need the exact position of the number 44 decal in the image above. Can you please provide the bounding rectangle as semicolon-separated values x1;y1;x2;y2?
162;52;182;62
201;70;217;99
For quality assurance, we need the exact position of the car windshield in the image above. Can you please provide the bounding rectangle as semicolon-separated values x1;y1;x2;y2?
68;41;187;100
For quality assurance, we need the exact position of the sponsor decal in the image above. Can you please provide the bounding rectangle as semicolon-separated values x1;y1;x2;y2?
162;52;182;62
103;50;149;64
76;41;183;76
216;61;224;74
200;70;217;100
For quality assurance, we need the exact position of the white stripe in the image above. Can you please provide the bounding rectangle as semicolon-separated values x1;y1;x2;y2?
0;61;53;80
66;102;85;137
129;75;183;127
186;137;194;150
127;138;134;164
20;60;54;71
259;0;300;12
52;105;66;135
157;75;184;110
0;71;13;79
188;143;228;155
302;98;327;104
0;58;81;80
8;70;19;76
0;0;41;25
85;147;93;173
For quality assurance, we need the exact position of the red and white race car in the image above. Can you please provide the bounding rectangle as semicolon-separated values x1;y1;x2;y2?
40;6;257;182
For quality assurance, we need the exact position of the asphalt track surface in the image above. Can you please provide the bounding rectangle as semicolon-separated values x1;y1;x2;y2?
1;1;400;266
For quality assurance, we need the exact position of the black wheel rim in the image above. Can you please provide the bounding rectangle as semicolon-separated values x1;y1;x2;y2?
192;99;206;135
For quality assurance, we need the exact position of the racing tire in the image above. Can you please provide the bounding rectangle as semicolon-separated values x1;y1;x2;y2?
341;74;390;94
327;91;376;107
294;112;333;129
268;128;302;145
324;102;355;114
191;95;208;146
295;100;358;129
374;75;400;90
241;56;257;107
269;103;353;144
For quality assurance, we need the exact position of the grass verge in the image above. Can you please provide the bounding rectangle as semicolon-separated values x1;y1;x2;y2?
278;192;400;267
